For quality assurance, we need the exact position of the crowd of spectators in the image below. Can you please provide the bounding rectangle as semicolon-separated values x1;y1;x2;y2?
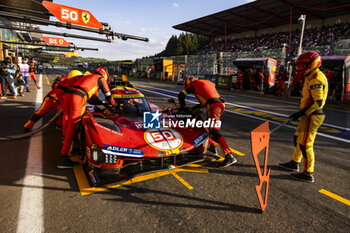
0;55;43;99
198;23;350;57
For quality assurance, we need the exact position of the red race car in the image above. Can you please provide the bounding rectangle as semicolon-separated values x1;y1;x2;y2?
76;86;211;186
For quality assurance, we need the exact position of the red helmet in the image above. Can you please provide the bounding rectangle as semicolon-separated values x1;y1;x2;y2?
295;51;321;77
94;67;109;82
184;76;196;88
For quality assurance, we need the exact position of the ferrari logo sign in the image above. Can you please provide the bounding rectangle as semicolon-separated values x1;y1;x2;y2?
41;36;70;47
42;1;103;29
82;12;90;24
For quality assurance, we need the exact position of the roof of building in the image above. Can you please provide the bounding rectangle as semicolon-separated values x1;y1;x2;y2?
173;0;350;37
0;0;52;21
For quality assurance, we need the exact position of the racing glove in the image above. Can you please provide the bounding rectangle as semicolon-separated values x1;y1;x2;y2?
87;96;105;106
289;110;305;121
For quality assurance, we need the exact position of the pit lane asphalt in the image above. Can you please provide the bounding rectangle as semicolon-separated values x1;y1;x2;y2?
0;70;349;233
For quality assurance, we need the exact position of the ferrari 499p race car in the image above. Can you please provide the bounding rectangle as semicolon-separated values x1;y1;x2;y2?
75;85;211;186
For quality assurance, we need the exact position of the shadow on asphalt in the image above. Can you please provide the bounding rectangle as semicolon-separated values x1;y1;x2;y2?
204;163;293;181
103;185;262;213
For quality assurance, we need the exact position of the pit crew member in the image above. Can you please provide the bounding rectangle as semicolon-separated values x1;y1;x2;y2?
23;70;83;131
178;76;237;167
59;68;116;168
279;51;328;182
29;58;40;89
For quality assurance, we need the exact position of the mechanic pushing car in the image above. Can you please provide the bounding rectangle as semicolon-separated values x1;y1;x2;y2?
23;70;83;132
279;51;328;183
178;76;237;167
59;67;117;168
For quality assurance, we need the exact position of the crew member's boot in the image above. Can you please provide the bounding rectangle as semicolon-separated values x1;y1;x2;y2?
219;153;237;167
57;156;78;169
290;172;314;183
279;160;299;172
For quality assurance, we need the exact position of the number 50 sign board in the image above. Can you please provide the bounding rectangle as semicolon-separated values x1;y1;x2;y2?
42;1;103;29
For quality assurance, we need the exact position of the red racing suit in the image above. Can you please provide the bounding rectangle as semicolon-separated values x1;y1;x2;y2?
236;71;243;90
61;73;116;156
24;75;81;130
178;80;231;155
29;62;40;88
52;74;69;89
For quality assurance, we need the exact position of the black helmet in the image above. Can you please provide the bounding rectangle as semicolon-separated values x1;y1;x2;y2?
4;57;12;64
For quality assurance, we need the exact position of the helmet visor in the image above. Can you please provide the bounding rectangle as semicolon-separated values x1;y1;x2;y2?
295;63;307;72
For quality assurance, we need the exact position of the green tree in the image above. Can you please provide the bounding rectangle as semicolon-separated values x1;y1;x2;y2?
190;34;199;54
153;33;211;57
164;35;178;56
176;34;185;55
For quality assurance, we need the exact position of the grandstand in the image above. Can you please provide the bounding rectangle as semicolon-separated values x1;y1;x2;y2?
167;0;350;101
173;0;350;58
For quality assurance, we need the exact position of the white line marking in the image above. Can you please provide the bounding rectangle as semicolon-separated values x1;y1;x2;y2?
136;84;350;144
17;74;44;233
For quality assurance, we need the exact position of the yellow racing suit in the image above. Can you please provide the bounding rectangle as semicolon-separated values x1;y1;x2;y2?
292;68;328;173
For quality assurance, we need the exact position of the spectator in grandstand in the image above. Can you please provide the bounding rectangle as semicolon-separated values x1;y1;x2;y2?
0;57;17;99
197;23;350;57
279;51;328;183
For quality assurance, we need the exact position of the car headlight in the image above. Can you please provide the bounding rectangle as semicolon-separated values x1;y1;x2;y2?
91;144;118;165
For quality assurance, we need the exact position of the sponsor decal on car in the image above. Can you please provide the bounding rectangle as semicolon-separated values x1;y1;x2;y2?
193;131;209;147
144;128;183;151
102;144;144;157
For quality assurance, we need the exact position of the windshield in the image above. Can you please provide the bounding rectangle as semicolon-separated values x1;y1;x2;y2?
115;97;151;115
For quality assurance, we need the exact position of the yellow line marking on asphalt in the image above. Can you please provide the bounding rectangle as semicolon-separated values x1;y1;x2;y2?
44;72;50;85
319;189;350;206
74;164;208;196
230;147;245;156
185;163;202;167
177;167;209;173
169;170;194;190
73;165;90;194
216;154;224;161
